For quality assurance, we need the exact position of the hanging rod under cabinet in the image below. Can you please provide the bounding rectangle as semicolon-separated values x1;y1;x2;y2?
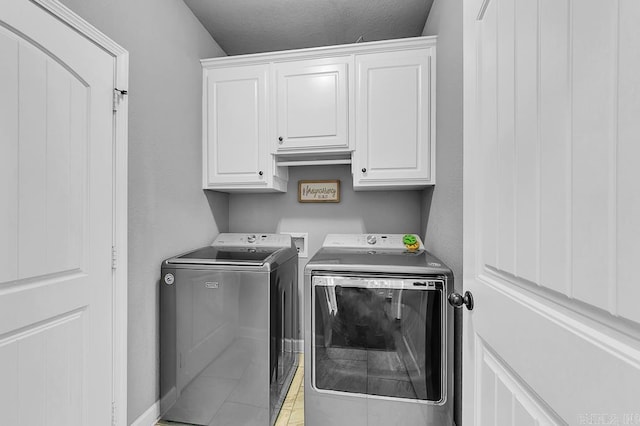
276;158;352;167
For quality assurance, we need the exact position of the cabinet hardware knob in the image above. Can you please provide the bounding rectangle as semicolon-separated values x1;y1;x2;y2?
258;171;263;176
362;168;367;173
278;136;283;143
448;291;474;310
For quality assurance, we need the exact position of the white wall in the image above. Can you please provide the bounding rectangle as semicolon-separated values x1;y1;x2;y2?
421;0;463;287
57;0;229;422
229;165;423;337
421;0;463;424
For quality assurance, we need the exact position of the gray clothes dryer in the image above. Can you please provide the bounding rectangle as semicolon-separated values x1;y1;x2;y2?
304;234;454;426
160;233;298;426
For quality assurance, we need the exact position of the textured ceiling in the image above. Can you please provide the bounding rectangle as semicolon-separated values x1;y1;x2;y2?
183;0;433;55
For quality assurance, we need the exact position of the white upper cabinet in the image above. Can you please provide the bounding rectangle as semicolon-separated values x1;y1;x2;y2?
353;47;436;190
203;64;287;192
273;57;353;155
201;37;436;192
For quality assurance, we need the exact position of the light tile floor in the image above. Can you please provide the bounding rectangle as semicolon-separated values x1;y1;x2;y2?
157;354;304;426
275;354;304;426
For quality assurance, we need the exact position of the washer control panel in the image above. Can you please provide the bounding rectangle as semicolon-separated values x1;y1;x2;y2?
322;234;424;251
212;233;292;248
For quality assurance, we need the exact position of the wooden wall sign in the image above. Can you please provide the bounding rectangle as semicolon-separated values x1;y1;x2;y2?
298;180;341;203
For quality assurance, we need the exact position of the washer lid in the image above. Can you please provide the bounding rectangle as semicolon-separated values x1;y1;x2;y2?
165;233;294;266
166;246;283;266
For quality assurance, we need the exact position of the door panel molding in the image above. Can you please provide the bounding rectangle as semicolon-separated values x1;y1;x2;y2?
483;266;640;343
473;272;640;421
0;307;85;345
476;272;640;372
476;0;493;20
0;308;86;425
475;337;562;425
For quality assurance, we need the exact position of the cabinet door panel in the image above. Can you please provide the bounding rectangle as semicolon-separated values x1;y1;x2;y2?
215;79;260;175
274;58;352;154
367;66;420;170
205;65;267;187
285;72;337;138
354;48;434;189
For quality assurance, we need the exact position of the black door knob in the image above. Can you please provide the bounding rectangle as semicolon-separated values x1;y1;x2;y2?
448;291;474;310
362;168;367;173
258;171;263;176
278;136;283;142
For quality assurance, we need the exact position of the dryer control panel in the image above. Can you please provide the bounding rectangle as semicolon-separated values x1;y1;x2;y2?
212;233;292;248
322;233;424;252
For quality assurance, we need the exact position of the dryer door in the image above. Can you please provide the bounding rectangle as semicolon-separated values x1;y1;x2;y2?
311;275;446;404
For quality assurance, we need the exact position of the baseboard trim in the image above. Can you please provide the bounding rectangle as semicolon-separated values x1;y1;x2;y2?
294;338;303;353
159;386;177;418
130;400;159;426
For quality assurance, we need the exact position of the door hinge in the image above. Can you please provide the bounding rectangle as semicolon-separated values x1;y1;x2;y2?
111;401;117;426
112;246;117;270
113;88;127;112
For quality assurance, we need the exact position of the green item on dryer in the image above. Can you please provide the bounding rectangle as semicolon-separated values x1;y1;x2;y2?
403;234;417;245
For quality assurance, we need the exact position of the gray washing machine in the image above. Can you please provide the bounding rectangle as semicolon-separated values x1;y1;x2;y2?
160;233;298;426
304;234;454;426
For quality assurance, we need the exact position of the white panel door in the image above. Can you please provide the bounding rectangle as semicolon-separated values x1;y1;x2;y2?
0;1;116;425
353;48;435;190
274;57;352;154
463;0;640;423
204;64;269;188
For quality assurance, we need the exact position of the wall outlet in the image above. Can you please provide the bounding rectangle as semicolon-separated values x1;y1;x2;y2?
282;232;308;258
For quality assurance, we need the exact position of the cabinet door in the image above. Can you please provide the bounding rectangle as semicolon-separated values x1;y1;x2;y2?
353;48;435;189
204;65;269;188
274;57;352;154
